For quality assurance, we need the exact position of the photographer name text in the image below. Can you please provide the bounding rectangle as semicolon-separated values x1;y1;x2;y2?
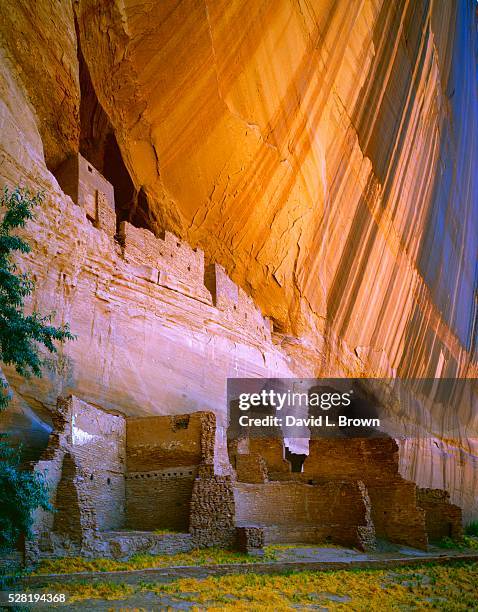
238;415;381;428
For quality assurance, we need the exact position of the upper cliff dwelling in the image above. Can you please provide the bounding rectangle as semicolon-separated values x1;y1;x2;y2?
49;18;154;236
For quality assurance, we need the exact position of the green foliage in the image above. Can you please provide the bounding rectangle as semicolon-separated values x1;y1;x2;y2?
465;521;478;537
0;186;75;410
0;186;75;556
0;436;52;553
436;536;458;549
436;535;478;551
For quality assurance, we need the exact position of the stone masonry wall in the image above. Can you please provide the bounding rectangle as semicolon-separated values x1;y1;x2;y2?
190;475;236;548
54;154;274;348
27;396;126;562
125;411;216;532
233;481;375;550
27;404;235;562
205;263;272;342
228;437;291;482
126;412;209;471
125;469;197;532
368;481;428;549
303;437;429;549
65;397;126;531
120;221;212;304
303;437;400;484
54;153;115;232
417;487;464;541
120;222;272;341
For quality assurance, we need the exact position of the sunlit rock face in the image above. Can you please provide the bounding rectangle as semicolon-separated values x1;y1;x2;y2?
0;0;79;169
0;1;477;513
76;0;478;375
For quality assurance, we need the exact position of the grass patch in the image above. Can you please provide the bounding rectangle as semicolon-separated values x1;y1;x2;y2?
34;547;277;575
40;561;478;609
41;581;133;603
465;521;478;537
153;528;180;535
149;561;478;610
435;535;478;551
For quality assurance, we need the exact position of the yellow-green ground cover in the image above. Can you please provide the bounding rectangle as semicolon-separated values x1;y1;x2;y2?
34;538;478;576
42;562;478;609
34;547;279;575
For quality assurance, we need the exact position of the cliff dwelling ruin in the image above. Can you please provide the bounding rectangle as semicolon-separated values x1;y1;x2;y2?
25;393;463;564
13;154;462;565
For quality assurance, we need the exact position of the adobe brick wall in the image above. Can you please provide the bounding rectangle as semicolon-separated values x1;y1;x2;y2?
368;480;428;549
234;452;269;483
119;224;272;340
26;396;126;563
43;396;126;534
228;437;286;483
95;190;116;236
248;438;292;481
125;469;197;531
303;437;430;549
417;487;463;541
54;153;116;236
303;437;400;484
120;221;212;304
29;405;220;563
205;263;272;342
233;480;375;550
125;411;216;532
126;412;210;471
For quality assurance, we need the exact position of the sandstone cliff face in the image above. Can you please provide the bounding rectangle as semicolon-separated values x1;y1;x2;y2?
75;0;478;375
0;1;477;516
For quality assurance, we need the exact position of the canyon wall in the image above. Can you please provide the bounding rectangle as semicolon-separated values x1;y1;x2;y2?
0;1;477;517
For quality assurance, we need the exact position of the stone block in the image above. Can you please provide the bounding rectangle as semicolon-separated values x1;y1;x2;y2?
235;526;265;554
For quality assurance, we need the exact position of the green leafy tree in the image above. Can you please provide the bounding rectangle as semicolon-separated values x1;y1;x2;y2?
0;186;75;554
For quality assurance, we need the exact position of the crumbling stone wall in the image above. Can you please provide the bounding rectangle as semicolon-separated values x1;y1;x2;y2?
231;432;463;551
228;436;292;482
25;391;462;563
125;411;216;532
125;469;197;532
228;436;285;483
205;263;272;342
126;413;209;471
53;155;273;348
417;487;463;541
303;437;400;484
233;480;375;550
303;437;429;549
27;396;126;562
235;526;265;554
368;480;428;549
53;453;90;543
27;402;229;562
190;475;236;548
247;438;292;480
120;221;212;304
119;223;272;340
66;398;126;531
